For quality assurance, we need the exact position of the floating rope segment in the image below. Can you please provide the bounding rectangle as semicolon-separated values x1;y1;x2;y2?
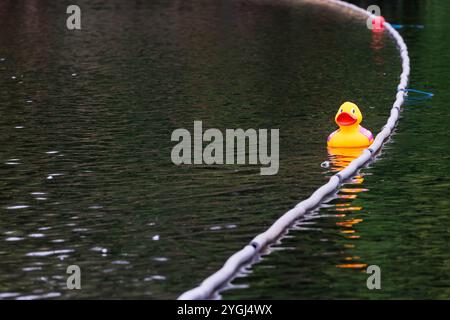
178;0;410;300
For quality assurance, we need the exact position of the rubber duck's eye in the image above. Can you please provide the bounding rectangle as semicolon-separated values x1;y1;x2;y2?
340;109;343;113
351;108;356;114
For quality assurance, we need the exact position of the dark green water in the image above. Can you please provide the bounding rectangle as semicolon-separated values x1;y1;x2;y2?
0;0;448;299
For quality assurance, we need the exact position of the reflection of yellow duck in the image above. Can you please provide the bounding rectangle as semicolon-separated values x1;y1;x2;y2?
327;102;374;148
326;142;369;270
327;146;366;171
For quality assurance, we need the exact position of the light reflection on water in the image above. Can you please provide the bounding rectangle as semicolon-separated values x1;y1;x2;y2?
327;147;368;270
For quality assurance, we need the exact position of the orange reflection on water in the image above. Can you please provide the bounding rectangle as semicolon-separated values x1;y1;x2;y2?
352;177;365;184
341;188;368;193
335;206;362;212
336;263;368;269
336;218;363;227
327;146;370;270
338;194;357;199
335;203;350;207
327;147;365;172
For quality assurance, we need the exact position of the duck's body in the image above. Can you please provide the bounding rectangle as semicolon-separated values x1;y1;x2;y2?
327;125;373;148
327;102;373;148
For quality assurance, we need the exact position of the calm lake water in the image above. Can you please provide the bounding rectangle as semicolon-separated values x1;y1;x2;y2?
0;0;448;299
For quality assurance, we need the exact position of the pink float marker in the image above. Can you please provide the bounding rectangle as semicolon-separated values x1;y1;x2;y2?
372;16;385;32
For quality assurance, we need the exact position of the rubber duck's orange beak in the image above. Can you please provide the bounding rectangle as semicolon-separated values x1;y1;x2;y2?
336;112;357;126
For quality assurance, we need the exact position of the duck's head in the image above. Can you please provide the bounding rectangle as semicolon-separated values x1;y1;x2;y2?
335;102;363;128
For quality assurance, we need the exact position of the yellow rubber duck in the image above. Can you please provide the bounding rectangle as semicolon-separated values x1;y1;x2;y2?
327;102;373;148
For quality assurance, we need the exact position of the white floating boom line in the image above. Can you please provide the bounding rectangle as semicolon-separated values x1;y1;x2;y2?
178;0;410;300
